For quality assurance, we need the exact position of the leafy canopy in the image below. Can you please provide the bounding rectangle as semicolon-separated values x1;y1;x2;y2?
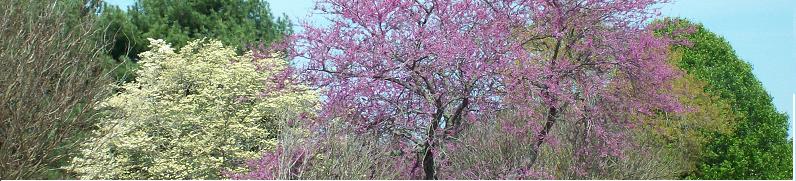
655;18;791;179
69;39;318;179
97;0;291;81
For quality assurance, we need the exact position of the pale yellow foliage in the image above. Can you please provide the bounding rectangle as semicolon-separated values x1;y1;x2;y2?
69;39;318;179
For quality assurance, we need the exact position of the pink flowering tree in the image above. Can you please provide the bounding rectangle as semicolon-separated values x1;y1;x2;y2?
267;0;682;179
291;0;530;179
502;0;683;175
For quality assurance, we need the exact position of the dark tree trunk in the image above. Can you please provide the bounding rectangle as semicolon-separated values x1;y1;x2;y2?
447;98;469;135
536;106;558;148
421;124;438;180
422;145;436;180
421;98;445;180
528;106;558;167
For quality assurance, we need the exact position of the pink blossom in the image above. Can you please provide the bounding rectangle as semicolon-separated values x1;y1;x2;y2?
254;0;682;178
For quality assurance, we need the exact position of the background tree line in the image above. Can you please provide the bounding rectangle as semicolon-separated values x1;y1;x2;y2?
0;0;790;179
98;0;290;82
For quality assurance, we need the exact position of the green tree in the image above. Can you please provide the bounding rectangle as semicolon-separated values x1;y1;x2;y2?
642;71;736;178
655;18;792;179
96;4;139;82
99;0;291;81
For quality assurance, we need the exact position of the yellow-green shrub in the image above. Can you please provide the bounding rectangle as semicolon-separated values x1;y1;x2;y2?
69;39;318;179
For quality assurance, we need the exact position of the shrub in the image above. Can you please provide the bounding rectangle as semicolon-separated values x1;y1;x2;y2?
0;0;111;179
227;116;409;180
68;39;318;179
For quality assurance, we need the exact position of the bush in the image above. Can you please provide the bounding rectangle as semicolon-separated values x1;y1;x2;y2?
68;39;318;179
227;115;410;180
0;0;111;179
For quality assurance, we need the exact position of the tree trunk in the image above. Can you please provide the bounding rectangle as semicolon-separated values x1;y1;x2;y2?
536;106;558;148
422;99;445;180
422;145;436;180
528;106;558;167
421;124;438;180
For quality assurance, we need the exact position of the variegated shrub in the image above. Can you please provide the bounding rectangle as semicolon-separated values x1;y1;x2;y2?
69;39;317;179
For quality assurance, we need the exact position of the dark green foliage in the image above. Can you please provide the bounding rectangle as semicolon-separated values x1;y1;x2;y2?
99;0;291;81
655;18;792;179
94;4;139;82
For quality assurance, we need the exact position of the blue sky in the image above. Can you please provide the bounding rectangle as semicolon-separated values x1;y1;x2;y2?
659;0;795;120
107;0;795;117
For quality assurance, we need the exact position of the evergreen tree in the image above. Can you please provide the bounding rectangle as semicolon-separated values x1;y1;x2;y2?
99;0;291;81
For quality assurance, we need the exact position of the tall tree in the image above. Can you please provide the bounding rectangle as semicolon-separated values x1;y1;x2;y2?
99;0;291;81
280;0;681;179
96;4;139;82
655;18;792;179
